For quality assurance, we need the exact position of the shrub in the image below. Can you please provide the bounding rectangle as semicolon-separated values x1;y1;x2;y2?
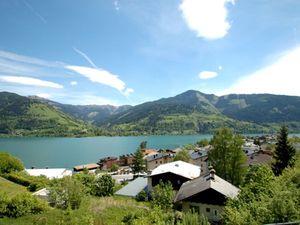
92;174;115;197
135;190;147;202
48;176;85;210
151;180;175;210
4;193;48;218
0;152;24;174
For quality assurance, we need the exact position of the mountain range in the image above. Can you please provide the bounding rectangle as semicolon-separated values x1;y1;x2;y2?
1;90;300;136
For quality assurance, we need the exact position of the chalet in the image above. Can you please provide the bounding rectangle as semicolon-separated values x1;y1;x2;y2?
148;160;200;191
174;168;239;222
73;163;100;172
118;154;135;166
247;150;273;166
98;156;118;170
189;149;209;175
25;168;72;179
145;150;175;171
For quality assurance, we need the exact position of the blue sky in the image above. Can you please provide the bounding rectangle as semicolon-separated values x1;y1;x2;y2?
0;0;300;106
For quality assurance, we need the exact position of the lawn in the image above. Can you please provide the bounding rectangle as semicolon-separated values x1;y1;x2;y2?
0;176;27;196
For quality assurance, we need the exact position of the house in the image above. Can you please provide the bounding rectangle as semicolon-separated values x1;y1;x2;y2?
98;156;118;170
118;154;135;166
25;168;72;179
243;142;260;156
189;149;209;175
115;177;148;197
247;150;273;166
148;160;201;191
73;163;100;172
174;168;239;222
32;188;50;201
145;150;175;171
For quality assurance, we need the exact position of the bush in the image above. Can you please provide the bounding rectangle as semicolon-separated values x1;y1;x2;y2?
0;152;24;174
92;174;115;197
4;171;49;191
3;193;48;218
135;190;147;202
48;176;85;210
151;180;175;210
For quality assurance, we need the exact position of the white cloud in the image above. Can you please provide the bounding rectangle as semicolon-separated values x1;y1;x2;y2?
70;81;77;86
124;88;134;97
0;76;63;89
219;46;300;96
36;93;51;99
198;71;218;79
218;66;223;70
179;0;234;40
66;65;134;96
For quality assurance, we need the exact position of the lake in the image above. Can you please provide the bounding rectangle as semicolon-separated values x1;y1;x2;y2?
0;135;213;169
2;133;298;169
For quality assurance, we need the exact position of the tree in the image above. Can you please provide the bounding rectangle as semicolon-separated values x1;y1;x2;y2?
272;125;296;176
197;138;209;147
92;174;115;197
151;180;175;210
0;152;24;174
173;149;191;163
132;143;146;175
208;128;247;185
139;141;147;149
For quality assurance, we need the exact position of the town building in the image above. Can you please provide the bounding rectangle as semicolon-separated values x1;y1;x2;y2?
174;168;239;223
189;148;209;175
148;160;200;191
145;149;175;171
73;163;100;172
25;168;72;179
98;156;118;170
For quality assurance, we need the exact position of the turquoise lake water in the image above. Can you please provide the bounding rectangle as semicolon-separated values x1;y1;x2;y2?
0;135;213;168
1;133;298;169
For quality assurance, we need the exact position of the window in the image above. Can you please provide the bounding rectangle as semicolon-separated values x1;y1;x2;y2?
190;205;199;213
206;208;210;213
155;161;158;164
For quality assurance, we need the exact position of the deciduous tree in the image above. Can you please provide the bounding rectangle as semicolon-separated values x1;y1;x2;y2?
208;128;246;185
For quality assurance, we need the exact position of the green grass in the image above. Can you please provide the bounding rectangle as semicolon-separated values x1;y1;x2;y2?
0;176;28;197
0;195;149;225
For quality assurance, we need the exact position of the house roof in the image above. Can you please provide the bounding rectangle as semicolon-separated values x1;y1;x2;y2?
32;188;49;197
145;152;174;162
73;163;100;171
25;168;72;179
115;177;148;197
189;149;208;160
247;151;273;166
150;160;200;179
175;173;240;202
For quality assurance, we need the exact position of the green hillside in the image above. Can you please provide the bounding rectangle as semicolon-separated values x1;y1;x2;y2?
0;92;102;137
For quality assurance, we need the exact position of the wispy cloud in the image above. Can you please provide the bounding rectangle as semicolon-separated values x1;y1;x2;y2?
179;0;234;40
70;81;78;86
22;0;47;24
36;93;51;99
66;65;134;96
0;50;63;68
114;1;120;11
73;47;98;68
0;76;63;89
198;71;218;79
219;46;300;96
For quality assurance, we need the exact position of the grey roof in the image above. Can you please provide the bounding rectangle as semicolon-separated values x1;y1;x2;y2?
115;177;148;197
189;150;208;160
175;174;240;202
145;152;174;162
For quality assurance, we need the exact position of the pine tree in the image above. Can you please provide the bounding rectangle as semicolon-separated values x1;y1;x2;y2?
272;125;296;176
132;142;146;175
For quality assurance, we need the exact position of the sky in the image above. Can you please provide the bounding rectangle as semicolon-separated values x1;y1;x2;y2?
0;0;300;106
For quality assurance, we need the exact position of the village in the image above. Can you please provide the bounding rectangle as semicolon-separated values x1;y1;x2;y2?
24;134;278;223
